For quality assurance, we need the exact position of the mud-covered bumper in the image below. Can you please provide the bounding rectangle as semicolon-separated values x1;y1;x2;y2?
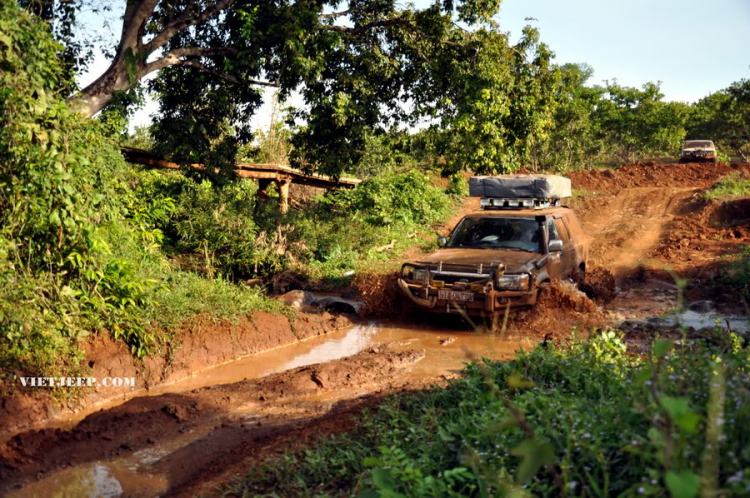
397;278;537;315
680;153;716;163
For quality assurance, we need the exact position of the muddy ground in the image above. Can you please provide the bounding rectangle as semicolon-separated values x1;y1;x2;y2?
1;162;749;497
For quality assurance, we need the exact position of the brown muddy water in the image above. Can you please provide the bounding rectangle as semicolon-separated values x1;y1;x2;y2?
9;321;530;498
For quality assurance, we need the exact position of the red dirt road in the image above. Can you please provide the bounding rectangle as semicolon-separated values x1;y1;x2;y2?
1;161;748;497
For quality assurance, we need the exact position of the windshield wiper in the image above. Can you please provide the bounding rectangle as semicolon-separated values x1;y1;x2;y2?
495;246;535;252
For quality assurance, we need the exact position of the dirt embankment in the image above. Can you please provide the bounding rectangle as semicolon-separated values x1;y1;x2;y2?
0;311;353;440
569;162;750;285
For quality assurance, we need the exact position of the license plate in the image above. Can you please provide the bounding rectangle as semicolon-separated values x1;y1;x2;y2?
438;290;474;302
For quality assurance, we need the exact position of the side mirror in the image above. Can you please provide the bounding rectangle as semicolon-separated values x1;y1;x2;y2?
548;239;564;252
437;236;448;247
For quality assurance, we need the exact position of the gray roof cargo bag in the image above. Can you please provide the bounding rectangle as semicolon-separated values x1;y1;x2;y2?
469;175;572;199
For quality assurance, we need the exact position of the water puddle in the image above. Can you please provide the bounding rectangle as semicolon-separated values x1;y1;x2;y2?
648;309;750;333
9;321;528;497
137;321;529;396
6;462;165;498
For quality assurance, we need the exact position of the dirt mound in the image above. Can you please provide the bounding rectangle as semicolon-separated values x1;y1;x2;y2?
568;162;750;192
576;267;617;304
710;197;750;225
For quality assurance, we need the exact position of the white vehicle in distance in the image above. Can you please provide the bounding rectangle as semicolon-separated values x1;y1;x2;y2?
679;140;717;163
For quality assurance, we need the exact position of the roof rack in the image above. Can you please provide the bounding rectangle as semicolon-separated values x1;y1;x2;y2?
479;198;561;210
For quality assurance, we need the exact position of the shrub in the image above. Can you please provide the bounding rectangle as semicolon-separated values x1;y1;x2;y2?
287;168;454;284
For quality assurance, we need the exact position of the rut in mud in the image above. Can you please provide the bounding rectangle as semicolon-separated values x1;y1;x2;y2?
581;187;693;278
0;324;534;497
3;162;749;498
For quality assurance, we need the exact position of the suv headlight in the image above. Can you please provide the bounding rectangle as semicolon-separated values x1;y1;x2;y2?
401;265;428;282
401;265;415;280
496;273;531;290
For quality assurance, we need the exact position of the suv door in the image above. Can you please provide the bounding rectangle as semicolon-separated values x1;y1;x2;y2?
552;216;576;275
546;217;567;279
560;211;587;270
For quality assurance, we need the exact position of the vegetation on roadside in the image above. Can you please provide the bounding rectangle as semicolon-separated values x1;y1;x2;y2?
225;332;749;497
0;1;286;389
712;245;750;305
704;172;750;201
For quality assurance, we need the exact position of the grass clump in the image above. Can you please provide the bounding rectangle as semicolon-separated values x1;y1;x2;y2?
713;245;750;304
224;332;750;497
704;172;750;200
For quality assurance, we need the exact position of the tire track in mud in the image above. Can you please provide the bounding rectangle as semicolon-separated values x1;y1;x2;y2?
580;187;695;280
0;347;426;497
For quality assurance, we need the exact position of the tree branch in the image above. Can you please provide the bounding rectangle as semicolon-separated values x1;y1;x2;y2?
141;47;279;88
319;8;363;19
179;61;279;88
141;46;236;75
144;0;236;54
120;0;160;56
319;18;411;34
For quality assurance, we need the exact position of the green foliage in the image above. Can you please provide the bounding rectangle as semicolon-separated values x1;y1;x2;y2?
594;81;689;165
530;63;603;171
0;0;287;386
323;169;450;227
224;334;750;497
689;80;750;162
704;172;750;200
288;168;453;283
133;171;286;279
712;245;750;304
446;172;470;197
420;26;558;174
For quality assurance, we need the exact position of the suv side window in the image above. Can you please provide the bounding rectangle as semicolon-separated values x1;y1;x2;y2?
547;219;560;240
554;218;570;241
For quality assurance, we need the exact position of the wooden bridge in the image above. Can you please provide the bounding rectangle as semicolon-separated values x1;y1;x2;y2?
122;147;361;213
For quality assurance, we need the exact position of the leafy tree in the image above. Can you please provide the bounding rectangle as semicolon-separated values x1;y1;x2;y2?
530;63;604;170
412;26;558;174
689;79;750;162
27;0;566;176
594;81;689;163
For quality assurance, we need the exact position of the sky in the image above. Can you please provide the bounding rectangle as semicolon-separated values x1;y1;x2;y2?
79;0;750;133
495;0;750;102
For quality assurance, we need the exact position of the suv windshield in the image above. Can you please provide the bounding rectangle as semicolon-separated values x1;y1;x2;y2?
448;217;540;251
684;141;713;148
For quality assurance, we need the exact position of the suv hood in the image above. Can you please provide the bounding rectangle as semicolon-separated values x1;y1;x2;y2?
416;248;541;272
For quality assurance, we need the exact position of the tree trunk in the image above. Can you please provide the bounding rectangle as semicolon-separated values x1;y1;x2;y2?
67;57;134;118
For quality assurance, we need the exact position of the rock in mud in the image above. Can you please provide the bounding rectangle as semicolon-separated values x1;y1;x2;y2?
687;300;715;313
277;290;316;308
276;291;362;315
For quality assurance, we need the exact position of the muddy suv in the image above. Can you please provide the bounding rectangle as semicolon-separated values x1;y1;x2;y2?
679;140;717;163
398;206;588;315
